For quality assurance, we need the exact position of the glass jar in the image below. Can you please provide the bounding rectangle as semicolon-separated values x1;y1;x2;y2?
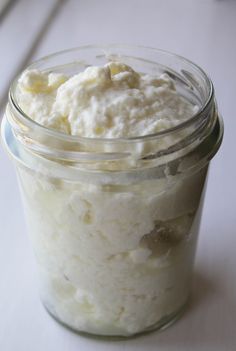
1;45;223;337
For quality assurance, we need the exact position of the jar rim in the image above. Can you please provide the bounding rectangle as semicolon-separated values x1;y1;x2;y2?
9;44;214;144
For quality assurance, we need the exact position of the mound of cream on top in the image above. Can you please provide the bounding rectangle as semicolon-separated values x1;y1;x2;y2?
15;62;205;336
17;61;197;137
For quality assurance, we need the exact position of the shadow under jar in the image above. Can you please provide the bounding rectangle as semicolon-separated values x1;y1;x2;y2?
1;45;223;337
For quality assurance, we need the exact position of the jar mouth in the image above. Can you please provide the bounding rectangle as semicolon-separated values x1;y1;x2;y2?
9;44;214;144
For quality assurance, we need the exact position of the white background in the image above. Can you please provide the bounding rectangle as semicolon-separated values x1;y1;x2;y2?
0;0;235;350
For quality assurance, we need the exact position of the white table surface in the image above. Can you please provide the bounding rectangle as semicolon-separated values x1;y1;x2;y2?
0;0;235;350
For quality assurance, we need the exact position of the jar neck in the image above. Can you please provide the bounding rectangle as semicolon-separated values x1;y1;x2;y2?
1;45;224;174
3;93;222;174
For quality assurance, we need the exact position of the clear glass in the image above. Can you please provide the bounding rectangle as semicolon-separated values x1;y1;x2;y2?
1;45;223;337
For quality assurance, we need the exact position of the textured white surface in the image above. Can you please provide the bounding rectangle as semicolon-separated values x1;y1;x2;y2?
17;64;197;137
0;0;235;350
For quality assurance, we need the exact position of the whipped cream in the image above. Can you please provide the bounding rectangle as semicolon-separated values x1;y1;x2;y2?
15;62;206;336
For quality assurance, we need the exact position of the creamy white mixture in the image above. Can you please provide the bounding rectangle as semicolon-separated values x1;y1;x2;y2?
16;62;206;336
17;62;197;138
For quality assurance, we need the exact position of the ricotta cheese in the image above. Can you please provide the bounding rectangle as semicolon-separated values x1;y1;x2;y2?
17;62;197;138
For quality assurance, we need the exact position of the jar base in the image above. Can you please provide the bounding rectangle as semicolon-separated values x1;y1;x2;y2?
42;299;188;340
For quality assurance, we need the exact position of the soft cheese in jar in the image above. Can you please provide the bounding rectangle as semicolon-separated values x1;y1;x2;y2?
1;46;223;337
